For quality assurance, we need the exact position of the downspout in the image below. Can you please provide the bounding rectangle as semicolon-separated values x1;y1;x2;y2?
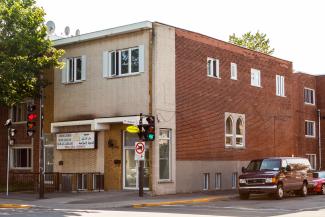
317;109;322;170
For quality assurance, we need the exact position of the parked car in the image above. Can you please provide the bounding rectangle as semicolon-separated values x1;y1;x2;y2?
310;171;325;195
238;157;313;200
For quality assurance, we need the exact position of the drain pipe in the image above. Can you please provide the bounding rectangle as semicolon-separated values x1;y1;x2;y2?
318;109;322;170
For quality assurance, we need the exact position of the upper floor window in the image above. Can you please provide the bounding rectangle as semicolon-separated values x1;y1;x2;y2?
305;120;315;138
62;56;86;84
304;88;315;105
276;75;285;97
207;57;220;78
103;45;144;78
225;113;245;147
230;62;237;80
11;147;32;169
11;102;27;123
251;68;261;87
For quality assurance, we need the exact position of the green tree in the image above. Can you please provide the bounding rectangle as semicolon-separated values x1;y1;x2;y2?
0;0;64;107
229;31;275;55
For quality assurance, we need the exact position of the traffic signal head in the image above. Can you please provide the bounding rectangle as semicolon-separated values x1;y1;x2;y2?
26;104;37;137
144;116;155;141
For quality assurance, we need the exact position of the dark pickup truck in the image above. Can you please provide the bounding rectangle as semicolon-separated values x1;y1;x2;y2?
238;157;313;200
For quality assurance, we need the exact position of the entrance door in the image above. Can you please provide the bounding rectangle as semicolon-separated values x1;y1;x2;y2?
123;132;149;190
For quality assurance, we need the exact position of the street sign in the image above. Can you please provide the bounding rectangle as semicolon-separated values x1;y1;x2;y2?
135;141;145;161
123;119;138;125
126;125;140;134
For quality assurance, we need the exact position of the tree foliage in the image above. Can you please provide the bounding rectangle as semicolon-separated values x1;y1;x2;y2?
0;0;64;107
229;31;275;55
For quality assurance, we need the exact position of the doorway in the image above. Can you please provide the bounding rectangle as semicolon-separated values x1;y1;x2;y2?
123;132;149;190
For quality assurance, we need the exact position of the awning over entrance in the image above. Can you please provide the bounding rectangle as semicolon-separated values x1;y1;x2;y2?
51;115;146;133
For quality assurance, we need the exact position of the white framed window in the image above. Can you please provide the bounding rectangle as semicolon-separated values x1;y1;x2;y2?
236;118;244;146
215;173;221;190
203;173;209;190
207;57;220;78
232;172;238;189
305;120;316;138
103;45;144;78
304;88;315;105
251;68;261;87
276;75;285;97
225;116;233;146
11;102;28;123
225;113;245;147
11;147;32;169
230;62;237;80
306;154;317;170
62;56;86;84
159;129;171;181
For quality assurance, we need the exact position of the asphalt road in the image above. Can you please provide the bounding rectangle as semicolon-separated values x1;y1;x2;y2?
1;194;325;217
127;194;325;217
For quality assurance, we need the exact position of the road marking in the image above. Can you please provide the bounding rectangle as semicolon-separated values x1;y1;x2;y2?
133;195;232;208
0;204;32;209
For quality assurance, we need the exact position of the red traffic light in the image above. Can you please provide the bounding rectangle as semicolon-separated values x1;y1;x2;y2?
28;113;37;121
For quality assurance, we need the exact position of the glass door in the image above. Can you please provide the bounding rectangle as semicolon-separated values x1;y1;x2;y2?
123;132;149;190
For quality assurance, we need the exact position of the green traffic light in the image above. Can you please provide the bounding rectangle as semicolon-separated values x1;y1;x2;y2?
148;134;154;140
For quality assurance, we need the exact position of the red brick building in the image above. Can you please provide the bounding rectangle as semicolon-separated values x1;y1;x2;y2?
0;22;324;194
174;27;322;192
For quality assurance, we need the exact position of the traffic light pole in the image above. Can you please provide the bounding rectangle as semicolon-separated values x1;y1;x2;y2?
39;75;45;199
138;113;144;197
6;127;10;196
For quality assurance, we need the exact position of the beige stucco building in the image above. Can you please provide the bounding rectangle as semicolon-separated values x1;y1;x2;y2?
47;22;176;195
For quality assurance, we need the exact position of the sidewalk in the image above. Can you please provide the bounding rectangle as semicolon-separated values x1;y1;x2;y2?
0;190;238;210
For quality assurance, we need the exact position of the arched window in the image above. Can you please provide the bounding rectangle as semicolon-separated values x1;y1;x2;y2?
225;116;233;145
236;118;244;146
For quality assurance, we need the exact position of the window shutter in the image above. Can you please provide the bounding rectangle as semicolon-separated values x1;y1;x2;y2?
61;58;68;84
251;70;255;85
138;45;145;73
103;51;109;78
81;55;86;81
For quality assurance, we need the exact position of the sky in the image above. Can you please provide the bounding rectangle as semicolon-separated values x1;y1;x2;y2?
36;0;325;75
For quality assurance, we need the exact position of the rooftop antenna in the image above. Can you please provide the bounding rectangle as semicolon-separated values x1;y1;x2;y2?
64;26;70;36
46;20;55;35
75;29;80;36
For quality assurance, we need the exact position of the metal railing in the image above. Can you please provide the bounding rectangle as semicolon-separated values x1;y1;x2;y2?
1;172;104;193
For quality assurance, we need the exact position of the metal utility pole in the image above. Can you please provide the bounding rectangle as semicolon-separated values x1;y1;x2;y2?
39;75;45;199
138;113;144;197
4;119;13;197
6;127;10;196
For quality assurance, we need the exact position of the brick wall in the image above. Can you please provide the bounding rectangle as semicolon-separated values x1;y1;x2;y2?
292;73;319;167
316;76;325;169
175;28;315;161
0;101;40;182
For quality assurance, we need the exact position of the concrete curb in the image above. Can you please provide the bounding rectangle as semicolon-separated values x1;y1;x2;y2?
132;195;234;208
0;204;32;209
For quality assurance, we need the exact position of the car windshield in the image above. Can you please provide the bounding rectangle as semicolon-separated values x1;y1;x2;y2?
313;172;325;178
246;159;281;172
